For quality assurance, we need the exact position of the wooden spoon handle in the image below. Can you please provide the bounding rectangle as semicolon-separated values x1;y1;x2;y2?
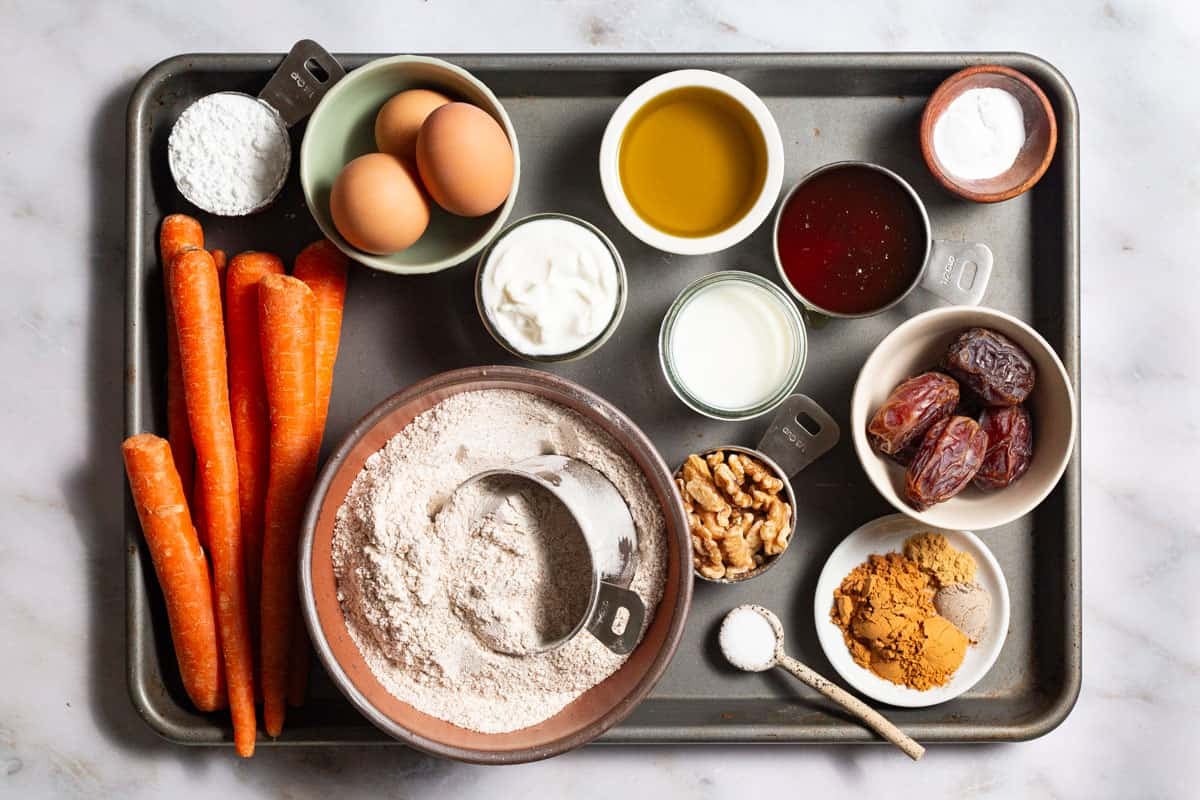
776;655;925;761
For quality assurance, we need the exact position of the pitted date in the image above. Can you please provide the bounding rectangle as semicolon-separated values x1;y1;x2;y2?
867;372;959;456
975;405;1033;490
904;416;988;510
943;328;1036;406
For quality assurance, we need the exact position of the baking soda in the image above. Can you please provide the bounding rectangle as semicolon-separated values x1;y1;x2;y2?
167;92;290;215
932;87;1026;181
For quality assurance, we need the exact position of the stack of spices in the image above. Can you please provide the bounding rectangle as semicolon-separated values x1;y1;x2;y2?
830;532;991;690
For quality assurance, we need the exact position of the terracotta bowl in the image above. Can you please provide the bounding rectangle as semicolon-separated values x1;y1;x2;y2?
919;65;1057;203
298;366;693;763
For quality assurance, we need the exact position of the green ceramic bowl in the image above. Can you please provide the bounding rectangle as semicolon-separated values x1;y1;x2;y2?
300;55;521;274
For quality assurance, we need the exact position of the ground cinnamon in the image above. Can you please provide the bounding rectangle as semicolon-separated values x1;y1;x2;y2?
831;551;968;690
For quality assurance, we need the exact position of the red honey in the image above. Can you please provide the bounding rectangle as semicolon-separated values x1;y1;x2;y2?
776;165;925;315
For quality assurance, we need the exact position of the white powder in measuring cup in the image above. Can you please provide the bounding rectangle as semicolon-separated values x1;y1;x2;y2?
331;389;668;733
167;92;291;215
932;87;1026;181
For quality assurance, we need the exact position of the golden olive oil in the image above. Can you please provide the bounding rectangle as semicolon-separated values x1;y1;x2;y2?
618;87;768;238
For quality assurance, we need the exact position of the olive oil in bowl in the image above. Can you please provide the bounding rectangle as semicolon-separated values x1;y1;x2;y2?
618;87;768;238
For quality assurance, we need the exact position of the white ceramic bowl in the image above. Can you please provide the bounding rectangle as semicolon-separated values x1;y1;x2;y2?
851;306;1077;531
814;514;1010;708
599;70;784;255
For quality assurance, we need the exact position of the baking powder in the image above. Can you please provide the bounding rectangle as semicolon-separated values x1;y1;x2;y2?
331;389;668;733
932;87;1026;181
167;92;291;216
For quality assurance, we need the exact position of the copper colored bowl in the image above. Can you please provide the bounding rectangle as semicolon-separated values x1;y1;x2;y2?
920;64;1058;203
298;366;693;763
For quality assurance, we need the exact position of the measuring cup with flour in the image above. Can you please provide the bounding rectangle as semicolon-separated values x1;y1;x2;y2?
167;40;345;216
445;455;647;657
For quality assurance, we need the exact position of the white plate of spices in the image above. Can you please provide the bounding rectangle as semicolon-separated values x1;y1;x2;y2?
813;514;1010;708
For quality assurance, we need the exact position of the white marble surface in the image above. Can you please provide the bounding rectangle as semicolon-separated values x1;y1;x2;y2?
2;0;1197;797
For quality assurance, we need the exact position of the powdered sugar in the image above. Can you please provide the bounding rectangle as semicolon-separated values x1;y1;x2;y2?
167;92;291;216
331;389;667;733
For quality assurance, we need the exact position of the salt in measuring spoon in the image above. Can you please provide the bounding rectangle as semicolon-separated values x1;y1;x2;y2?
168;40;345;216
719;604;925;761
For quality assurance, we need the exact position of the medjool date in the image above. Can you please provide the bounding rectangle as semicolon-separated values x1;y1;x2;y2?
943;328;1036;406
867;372;959;456
975;404;1033;490
904;416;988;510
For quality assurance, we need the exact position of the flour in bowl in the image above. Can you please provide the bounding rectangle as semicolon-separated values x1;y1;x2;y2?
331;389;668;733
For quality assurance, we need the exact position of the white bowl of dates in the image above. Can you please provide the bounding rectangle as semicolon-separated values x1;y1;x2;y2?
850;306;1076;531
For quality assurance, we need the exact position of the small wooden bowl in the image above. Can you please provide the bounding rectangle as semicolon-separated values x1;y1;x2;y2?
920;65;1057;203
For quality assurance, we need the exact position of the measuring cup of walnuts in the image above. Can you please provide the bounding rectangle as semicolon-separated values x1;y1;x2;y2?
677;395;841;583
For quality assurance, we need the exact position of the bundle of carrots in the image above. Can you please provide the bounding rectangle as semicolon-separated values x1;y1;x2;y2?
122;215;348;757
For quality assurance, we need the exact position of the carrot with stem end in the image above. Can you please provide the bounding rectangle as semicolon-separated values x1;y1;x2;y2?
225;252;285;673
258;273;319;736
123;433;225;712
159;215;203;512
288;239;348;705
169;247;257;757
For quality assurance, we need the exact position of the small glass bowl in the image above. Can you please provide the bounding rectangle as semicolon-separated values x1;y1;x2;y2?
659;271;807;421
475;212;628;363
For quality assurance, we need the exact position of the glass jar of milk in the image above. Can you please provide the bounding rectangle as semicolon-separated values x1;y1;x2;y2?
659;271;808;421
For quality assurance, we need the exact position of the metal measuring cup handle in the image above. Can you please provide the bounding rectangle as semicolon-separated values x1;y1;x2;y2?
587;583;646;656
920;241;994;307
258;40;346;126
755;394;842;477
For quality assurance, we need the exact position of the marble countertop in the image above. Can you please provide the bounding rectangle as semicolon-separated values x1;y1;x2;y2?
3;0;1196;797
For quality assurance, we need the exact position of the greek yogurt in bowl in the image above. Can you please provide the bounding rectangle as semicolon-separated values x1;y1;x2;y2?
476;214;627;362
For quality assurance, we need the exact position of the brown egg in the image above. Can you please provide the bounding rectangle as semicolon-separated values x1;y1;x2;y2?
329;153;429;254
374;89;450;160
416;102;514;217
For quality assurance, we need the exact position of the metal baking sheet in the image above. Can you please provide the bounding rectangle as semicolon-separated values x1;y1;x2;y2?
126;52;1079;747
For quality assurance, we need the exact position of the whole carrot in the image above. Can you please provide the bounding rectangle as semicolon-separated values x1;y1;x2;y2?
169;247;257;757
122;433;224;713
292;240;348;440
225;252;285;667
258;273;319;737
193;251;227;548
289;239;348;704
159;215;203;508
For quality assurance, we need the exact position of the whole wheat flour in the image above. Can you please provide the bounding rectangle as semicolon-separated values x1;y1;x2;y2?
331;389;668;733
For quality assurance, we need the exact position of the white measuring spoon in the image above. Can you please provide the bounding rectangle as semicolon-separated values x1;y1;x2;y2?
719;604;925;761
